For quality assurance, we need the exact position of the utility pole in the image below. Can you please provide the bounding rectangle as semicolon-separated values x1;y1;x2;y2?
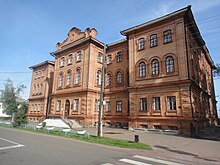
97;44;106;137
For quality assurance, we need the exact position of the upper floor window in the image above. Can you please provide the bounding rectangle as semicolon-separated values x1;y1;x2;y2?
140;98;147;111
164;30;172;44
95;99;100;111
106;73;112;86
33;85;36;94
116;101;122;112
106;101;110;112
67;71;72;85
153;97;161;110
116;52;122;62
116;71;122;84
139;62;146;77
152;59;159;75
97;53;103;63
75;69;81;84
39;84;42;94
73;99;79;111
68;54;73;65
150;34;157;47
166;56;174;73
138;38;145;50
56;100;61;111
76;51;82;62
167;96;176;110
35;72;38;79
96;70;102;86
59;73;63;87
60;57;65;67
41;69;44;77
107;55;112;64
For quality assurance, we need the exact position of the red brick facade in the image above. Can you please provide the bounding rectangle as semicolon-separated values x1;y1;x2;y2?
28;6;218;133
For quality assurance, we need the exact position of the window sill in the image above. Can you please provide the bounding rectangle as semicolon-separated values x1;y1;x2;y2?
67;63;72;66
137;48;144;51
164;41;172;44
151;74;160;77
76;60;81;63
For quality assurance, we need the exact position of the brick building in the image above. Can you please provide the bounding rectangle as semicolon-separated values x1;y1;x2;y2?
28;6;218;133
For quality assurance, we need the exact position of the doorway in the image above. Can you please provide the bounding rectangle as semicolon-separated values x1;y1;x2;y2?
65;100;70;117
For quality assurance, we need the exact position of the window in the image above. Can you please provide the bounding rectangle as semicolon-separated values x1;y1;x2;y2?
38;104;41;111
139;62;146;77
33;85;36;94
60;57;65;67
164;30;172;44
116;52;122;62
75;69;81;84
42;69;44;77
76;51;82;62
39;84;42;94
116;101;122;112
73;99;79;111
37;84;39;93
153;97;161;110
116;71;122;84
150;34;157;47
56;100;61;111
152;59;159;75
59;73;63;87
107;55;112;64
167;96;176;110
140;98;147;111
95;99;100;111
138;38;145;50
97;53;103;63
35;72;38;79
68;54;73;64
96;70;102;85
67;71;72;85
106;73;112;86
166;56;174;73
106;101;110;112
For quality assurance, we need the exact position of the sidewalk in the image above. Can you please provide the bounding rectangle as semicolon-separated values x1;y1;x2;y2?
84;127;220;163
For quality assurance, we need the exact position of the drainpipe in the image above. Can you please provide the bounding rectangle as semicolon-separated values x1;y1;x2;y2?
184;10;195;135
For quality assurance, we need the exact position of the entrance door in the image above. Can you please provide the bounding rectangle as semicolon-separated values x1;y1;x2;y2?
65;100;70;117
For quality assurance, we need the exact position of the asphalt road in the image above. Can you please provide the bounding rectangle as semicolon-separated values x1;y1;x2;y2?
0;127;134;165
1;127;219;165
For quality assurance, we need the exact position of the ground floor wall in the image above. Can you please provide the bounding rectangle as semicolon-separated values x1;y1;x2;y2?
27;83;218;133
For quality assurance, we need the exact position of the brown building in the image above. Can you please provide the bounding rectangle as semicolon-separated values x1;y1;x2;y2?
28;6;218;133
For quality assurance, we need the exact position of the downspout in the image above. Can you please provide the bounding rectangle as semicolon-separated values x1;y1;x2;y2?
184;9;197;137
184;11;194;122
85;40;91;119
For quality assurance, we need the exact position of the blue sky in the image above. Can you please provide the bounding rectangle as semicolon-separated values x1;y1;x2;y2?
0;0;220;113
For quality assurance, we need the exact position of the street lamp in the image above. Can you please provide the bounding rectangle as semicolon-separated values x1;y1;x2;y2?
97;44;106;137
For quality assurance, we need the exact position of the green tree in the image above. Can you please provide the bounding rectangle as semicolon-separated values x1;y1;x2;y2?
13;102;28;127
1;79;27;127
213;64;220;77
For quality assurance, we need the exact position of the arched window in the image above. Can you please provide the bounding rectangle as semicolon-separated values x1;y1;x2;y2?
60;57;65;67
166;56;174;73
152;59;159;75
67;70;72;85
96;70;102;85
75;69;81;84
68;54;72;64
116;52;122;62
76;51;82;62
106;73;112;86
138;38;145;50
139;62;146;77
59;73;63;87
116;71;122;84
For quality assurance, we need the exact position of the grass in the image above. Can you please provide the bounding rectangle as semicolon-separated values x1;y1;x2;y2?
0;124;151;150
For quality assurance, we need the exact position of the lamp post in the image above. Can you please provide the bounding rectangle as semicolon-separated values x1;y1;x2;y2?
97;44;106;137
